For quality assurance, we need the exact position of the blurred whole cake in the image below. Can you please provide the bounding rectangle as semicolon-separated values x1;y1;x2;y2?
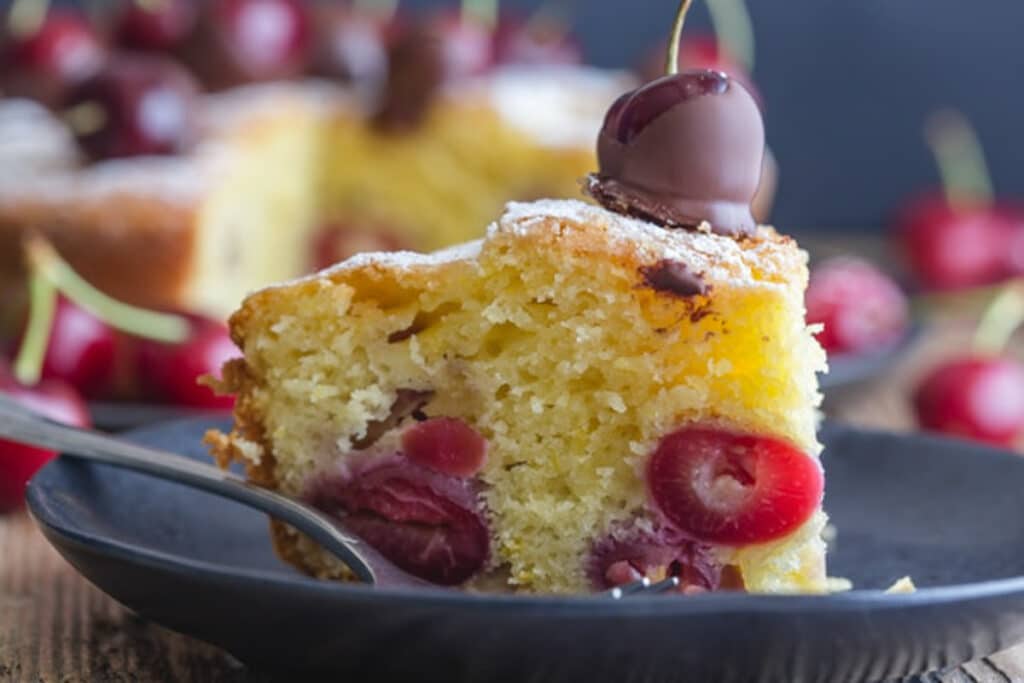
0;0;630;320
207;0;827;595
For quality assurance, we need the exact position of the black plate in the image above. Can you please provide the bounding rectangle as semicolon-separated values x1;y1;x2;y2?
26;418;1024;682
819;324;921;390
88;402;229;431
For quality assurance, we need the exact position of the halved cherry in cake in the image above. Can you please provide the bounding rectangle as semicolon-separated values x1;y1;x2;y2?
647;428;822;545
589;526;739;592
401;417;487;478
305;459;489;585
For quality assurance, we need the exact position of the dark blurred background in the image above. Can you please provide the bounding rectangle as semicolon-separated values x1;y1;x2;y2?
22;0;1024;231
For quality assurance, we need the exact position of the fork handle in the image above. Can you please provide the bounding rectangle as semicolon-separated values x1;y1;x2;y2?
0;395;385;584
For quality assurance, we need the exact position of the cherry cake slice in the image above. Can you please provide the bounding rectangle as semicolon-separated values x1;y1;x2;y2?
206;198;829;594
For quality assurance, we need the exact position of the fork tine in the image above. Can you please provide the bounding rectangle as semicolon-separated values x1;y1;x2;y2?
608;577;650;599
607;575;680;599
645;576;681;594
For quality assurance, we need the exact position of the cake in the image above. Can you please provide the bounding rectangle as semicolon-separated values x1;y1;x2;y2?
318;65;628;259
0;64;626;319
206;198;827;594
0;85;324;317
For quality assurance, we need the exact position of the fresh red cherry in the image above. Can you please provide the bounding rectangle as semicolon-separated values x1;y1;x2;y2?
135;315;239;410
309;5;389;88
401;417;487;478
493;13;581;66
895;194;1020;291
647;428;823;545
305;457;489;585
0;378;90;513
913;357;1024;446
115;0;199;52
14;297;117;399
2;10;106;106
63;54;199;161
181;0;311;89
806;258;909;355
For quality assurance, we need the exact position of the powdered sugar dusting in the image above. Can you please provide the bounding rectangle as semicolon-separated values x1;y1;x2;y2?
256;199;803;299
499;199;803;286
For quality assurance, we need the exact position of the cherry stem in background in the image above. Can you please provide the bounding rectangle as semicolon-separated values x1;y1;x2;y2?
462;0;498;30
972;280;1024;355
665;0;694;76
7;0;48;37
24;235;190;344
706;0;755;72
925;109;995;210
12;268;57;386
353;0;399;22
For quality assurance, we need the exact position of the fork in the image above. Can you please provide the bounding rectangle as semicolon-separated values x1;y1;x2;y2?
607;576;681;599
0;393;430;590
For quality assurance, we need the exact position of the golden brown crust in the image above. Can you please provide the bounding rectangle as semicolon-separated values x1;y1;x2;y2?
0;195;198;310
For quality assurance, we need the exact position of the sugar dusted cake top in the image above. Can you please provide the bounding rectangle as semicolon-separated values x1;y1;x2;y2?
264;199;806;299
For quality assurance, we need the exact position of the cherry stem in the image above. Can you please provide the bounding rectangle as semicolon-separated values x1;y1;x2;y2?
706;0;755;72
12;268;57;386
7;0;48;37
972;280;1024;356
354;0;399;22
925;109;994;210
666;0;694;76
462;0;498;30
25;235;190;344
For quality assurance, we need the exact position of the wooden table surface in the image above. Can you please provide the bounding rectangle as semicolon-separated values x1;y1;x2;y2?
3;314;1024;682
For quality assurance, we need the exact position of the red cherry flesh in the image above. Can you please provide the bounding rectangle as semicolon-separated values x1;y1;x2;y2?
646;428;823;545
401;417;487;478
305;458;489;585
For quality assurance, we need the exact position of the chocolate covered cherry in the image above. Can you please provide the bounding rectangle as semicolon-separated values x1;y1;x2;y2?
587;0;764;238
64;55;199;160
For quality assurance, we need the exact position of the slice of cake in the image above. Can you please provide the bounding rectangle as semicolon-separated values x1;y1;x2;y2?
207;198;827;594
208;1;828;595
